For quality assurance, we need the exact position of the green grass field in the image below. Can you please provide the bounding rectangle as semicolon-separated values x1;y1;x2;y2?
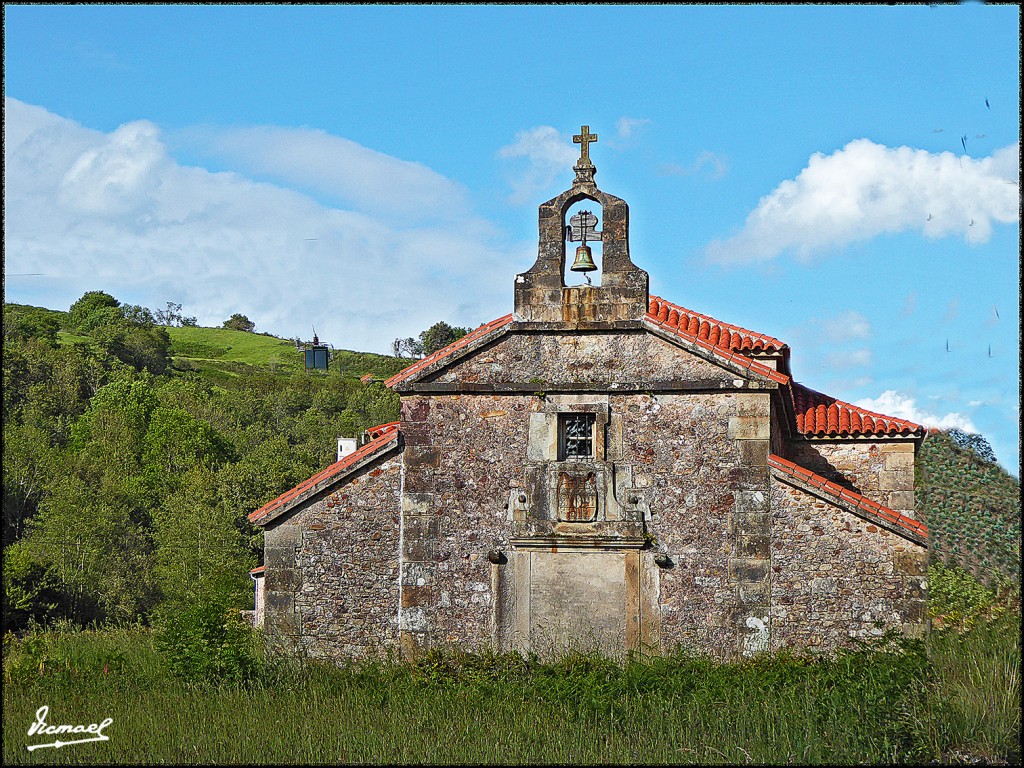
167;326;306;372
3;603;1019;765
166;326;409;381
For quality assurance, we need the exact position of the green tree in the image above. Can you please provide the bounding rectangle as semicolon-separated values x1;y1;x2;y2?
337;381;400;437
152;467;253;609
419;321;470;356
155;301;197;327
142;406;233;491
91;319;172;375
3;303;62;345
1;542;71;630
67;290;121;332
2;423;57;541
947;428;998;463
223;313;256;333
391;336;423;358
391;321;472;358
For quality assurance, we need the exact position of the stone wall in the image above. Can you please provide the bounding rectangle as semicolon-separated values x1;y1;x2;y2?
621;391;774;658
261;325;926;662
399;392;532;654
398;382;782;659
787;440;917;519
263;451;402;659
768;475;928;652
425;330;744;390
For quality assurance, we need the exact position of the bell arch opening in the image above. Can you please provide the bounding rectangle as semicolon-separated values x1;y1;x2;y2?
563;201;604;287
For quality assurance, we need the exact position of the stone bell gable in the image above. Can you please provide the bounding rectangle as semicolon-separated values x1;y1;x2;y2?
249;125;928;662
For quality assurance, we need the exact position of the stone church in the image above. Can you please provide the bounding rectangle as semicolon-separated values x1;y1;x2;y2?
249;126;928;661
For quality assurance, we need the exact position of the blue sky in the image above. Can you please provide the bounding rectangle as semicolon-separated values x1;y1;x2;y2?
3;4;1020;474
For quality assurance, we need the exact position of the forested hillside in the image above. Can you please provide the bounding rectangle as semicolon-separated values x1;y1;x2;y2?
3;295;403;630
3;294;1020;634
917;429;1021;585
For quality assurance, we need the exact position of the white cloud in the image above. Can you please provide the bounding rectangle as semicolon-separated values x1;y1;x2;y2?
58;120;167;217
821;310;871;342
826;348;873;370
3;98;529;354
498;125;577;204
855;390;978;432
172;125;472;224
658;150;729;181
614;117;647;141
706;138;1020;265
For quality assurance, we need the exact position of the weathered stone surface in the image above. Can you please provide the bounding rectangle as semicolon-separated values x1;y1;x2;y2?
262;453;402;660
788;441;917;516
424;330;743;389
768;476;927;652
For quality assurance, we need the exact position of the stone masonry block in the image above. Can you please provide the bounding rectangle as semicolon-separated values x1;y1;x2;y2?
401;561;434;587
266;523;301;549
728;416;770;440
401;586;434;608
729;558;769;583
729;466;770;490
735;393;771;417
266;567;301;592
731;512;770;536
887;490;915;511
738;582;770;604
879;468;914;491
406;446;441;469
737;439;769;466
894;550;928;576
736;534;770;558
402;492;434;515
884;451;916;469
734;490;768;515
527;412;556;461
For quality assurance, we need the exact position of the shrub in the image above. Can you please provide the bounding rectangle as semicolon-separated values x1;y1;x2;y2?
154;598;261;686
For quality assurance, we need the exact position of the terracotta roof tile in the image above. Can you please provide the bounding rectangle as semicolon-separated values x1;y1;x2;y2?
768;454;928;539
647;296;788;355
790;382;923;437
365;421;399;440
248;425;400;524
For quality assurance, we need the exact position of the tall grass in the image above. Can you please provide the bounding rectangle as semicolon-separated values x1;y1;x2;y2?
4;610;1019;765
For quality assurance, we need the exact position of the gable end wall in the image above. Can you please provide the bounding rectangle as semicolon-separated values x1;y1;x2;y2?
263;452;403;659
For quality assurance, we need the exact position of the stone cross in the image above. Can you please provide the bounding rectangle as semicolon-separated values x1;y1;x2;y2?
573;125;598;167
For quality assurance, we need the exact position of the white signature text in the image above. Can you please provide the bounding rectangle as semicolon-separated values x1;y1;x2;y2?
26;705;113;751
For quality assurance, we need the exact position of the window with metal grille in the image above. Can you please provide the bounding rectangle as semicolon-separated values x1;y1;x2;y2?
559;413;595;460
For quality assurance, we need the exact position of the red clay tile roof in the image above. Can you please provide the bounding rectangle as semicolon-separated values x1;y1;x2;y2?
249;565;265;576
248;425;400;524
365;421;399;440
647;296;787;354
790;382;923;437
383;314;514;388
643;313;791;385
768;454;928;540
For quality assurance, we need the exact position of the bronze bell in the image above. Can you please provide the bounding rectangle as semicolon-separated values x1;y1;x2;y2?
570;244;597;272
